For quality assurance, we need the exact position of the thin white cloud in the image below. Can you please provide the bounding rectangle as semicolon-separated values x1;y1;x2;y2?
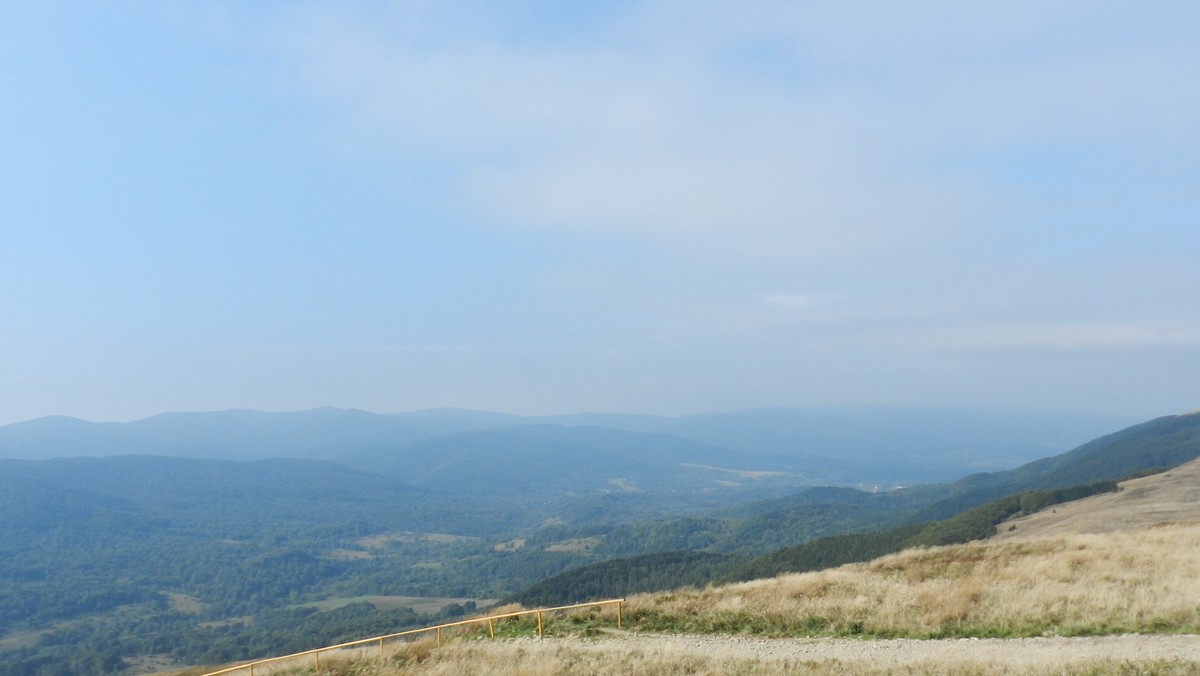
106;1;1196;422
762;293;834;310
246;1;1198;278
903;324;1200;354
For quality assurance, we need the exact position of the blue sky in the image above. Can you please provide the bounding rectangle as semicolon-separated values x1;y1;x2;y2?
1;1;1197;425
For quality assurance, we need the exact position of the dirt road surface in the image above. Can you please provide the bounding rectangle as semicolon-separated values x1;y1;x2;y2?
447;632;1200;674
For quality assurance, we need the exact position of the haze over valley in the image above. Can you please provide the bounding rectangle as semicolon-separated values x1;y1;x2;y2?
3;2;1197;674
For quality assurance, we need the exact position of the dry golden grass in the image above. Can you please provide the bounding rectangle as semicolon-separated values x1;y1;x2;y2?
996;457;1200;540
626;523;1200;638
262;634;1200;676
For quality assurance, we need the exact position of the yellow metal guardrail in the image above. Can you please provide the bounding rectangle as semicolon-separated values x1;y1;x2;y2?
202;598;624;675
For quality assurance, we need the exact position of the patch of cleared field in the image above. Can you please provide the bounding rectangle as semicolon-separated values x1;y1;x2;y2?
164;592;207;614
302;596;488;614
326;548;374;560
0;628;48;650
606;478;638;492
545;537;601;553
680;463;794;480
356;532;480;548
197;616;252;629
494;538;526;552
125;653;184;675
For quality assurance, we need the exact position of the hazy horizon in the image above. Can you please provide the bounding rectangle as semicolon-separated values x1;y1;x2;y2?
3;3;1197;427
0;401;1148;430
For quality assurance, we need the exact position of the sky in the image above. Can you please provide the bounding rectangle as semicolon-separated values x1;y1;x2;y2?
1;1;1197;426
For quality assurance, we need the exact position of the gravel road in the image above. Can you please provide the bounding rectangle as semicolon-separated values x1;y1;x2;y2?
619;631;1200;662
478;632;1200;674
208;631;1200;675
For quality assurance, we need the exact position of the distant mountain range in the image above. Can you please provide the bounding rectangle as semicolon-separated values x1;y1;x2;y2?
0;405;1134;486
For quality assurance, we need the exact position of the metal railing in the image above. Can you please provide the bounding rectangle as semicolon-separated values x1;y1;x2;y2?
202;598;624;675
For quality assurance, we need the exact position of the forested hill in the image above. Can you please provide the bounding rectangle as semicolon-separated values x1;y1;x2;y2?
1010;412;1200;486
532;411;1200;563
511;412;1200;605
914;411;1200;519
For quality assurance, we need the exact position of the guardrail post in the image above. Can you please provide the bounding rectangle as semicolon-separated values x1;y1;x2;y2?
315;651;320;673
437;626;442;646
617;600;623;629
488;619;494;639
536;610;543;637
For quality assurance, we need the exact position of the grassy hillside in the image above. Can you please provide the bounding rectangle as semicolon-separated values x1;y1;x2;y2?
995;455;1200;540
214;521;1200;676
624;522;1200;639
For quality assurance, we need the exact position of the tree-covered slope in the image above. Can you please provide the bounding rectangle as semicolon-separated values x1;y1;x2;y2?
915;412;1200;519
508;412;1200;603
510;480;1122;604
513;551;745;607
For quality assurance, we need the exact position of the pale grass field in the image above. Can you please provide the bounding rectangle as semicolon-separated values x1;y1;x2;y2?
628;522;1200;637
257;634;1200;675
994;458;1200;540
222;523;1200;675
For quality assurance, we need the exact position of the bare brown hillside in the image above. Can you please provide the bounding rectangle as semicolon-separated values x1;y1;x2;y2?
995;457;1200;540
